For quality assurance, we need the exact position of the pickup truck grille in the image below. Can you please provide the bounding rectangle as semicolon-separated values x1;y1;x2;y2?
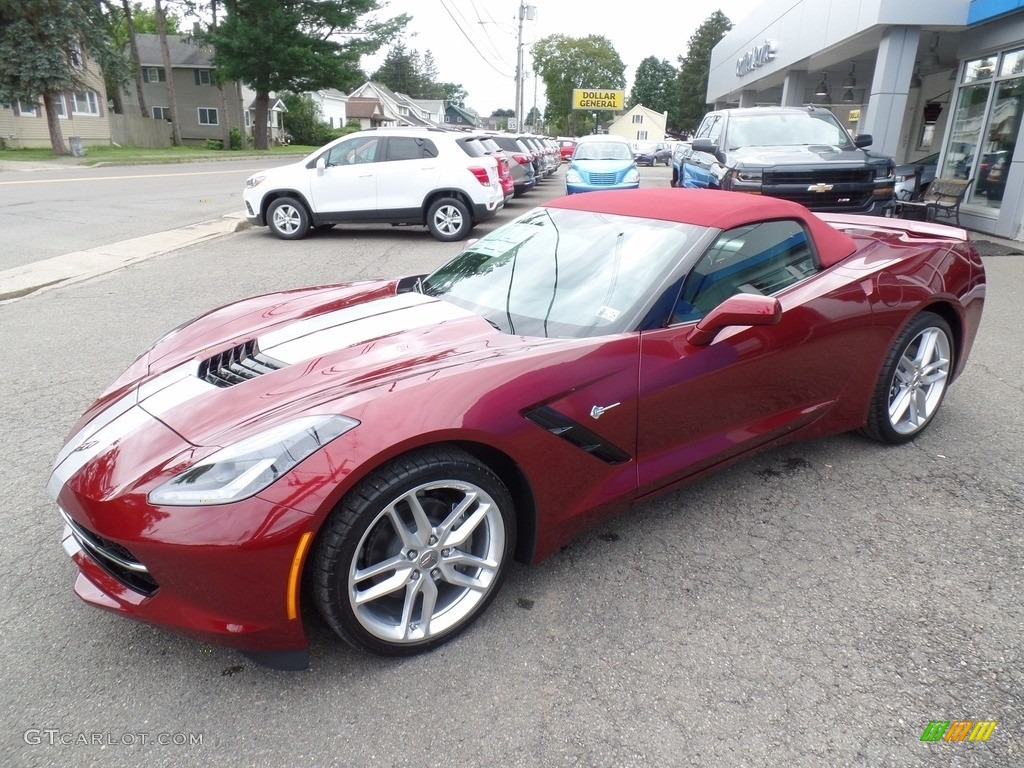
776;190;874;209
763;169;874;185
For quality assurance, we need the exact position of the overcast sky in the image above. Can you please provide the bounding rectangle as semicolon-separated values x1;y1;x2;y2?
364;0;762;115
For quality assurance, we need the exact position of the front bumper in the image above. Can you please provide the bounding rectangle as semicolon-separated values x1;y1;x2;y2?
566;180;640;195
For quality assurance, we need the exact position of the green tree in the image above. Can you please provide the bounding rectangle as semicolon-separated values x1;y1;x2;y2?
103;1;183;116
0;0;131;155
206;0;407;149
371;42;423;95
676;11;732;133
280;91;332;145
628;56;678;124
531;34;625;136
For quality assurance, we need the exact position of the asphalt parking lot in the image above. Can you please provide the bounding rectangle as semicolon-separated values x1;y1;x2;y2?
1;163;1021;767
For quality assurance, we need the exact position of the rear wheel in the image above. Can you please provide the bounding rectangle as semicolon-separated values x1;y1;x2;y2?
312;446;516;655
427;197;471;242
861;312;954;443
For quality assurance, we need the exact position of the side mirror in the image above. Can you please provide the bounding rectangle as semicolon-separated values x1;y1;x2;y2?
686;294;782;346
692;138;717;154
854;134;873;148
316;156;326;175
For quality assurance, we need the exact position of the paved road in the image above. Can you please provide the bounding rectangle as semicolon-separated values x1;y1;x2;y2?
0;157;292;271
1;165;1021;767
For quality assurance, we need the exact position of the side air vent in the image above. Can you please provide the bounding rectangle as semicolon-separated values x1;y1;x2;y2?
197;339;285;387
524;406;631;465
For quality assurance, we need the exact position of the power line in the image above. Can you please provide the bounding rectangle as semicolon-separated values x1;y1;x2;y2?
436;0;514;78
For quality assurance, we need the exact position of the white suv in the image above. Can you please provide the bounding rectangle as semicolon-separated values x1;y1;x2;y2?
242;127;505;242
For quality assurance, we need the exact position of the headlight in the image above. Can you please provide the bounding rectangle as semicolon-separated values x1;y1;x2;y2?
148;415;358;506
245;175;266;189
566;169;583;183
625;168;640;183
736;170;763;182
875;164;894;180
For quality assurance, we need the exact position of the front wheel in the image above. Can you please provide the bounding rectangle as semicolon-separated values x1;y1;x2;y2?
861;312;955;443
266;196;311;240
312;446;516;655
427;197;471;242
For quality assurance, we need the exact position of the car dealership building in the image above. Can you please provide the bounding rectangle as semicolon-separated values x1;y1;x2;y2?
708;0;1024;240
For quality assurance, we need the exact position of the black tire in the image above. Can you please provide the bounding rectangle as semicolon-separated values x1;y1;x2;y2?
861;312;955;444
266;196;311;240
427;197;471;242
312;446;516;656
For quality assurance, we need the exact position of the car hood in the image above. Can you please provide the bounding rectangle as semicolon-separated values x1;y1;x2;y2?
74;282;553;448
728;145;880;168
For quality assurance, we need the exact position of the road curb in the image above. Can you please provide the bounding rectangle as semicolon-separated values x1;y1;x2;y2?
0;213;250;304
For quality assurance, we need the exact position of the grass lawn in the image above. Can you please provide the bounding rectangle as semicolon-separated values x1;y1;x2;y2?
0;144;316;166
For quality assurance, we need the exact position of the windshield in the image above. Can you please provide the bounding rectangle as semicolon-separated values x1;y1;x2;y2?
422;207;700;338
726;112;855;151
574;141;634;161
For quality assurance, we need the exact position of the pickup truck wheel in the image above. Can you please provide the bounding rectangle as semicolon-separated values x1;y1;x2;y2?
427;197;471;242
267;197;311;240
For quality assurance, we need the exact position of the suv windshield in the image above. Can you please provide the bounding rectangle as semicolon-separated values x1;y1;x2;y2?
726;112;855;150
574;141;633;161
422;207;699;338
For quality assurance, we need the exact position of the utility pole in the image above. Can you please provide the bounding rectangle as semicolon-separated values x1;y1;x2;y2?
514;2;536;130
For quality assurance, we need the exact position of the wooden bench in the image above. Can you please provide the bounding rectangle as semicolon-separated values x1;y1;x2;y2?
897;177;973;227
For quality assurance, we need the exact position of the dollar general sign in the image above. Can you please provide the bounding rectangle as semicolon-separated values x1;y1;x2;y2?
572;89;624;110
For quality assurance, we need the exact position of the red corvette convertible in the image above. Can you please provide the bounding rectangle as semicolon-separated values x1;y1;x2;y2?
48;189;985;670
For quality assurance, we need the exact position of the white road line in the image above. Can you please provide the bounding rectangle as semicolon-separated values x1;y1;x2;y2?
0;167;263;186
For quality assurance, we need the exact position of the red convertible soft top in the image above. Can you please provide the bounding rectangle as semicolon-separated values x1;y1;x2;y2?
546;188;858;268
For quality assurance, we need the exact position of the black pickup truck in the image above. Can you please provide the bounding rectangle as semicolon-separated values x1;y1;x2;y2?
678;106;896;216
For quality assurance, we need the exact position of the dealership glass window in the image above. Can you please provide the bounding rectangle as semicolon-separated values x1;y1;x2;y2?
942;52;1024;211
198;107;219;125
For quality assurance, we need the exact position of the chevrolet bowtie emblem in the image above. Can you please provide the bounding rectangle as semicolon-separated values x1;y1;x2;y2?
808;183;834;193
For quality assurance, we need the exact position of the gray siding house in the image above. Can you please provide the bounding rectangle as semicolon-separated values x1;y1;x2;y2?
121;34;245;145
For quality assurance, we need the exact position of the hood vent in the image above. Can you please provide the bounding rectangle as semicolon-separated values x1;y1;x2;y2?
198;339;285;388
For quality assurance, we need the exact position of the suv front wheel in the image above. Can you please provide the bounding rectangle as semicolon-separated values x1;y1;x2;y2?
267;196;311;240
427;197;471;242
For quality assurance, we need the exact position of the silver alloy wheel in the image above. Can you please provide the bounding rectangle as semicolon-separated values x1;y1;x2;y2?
887;326;951;435
431;203;465;237
348;479;506;643
271;203;303;235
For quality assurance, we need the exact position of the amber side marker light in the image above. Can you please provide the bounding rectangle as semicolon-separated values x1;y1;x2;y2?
287;532;314;620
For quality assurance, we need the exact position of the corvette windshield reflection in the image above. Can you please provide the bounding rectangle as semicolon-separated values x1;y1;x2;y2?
422;208;699;338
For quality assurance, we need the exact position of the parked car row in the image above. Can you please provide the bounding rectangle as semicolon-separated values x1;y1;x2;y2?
242;126;564;243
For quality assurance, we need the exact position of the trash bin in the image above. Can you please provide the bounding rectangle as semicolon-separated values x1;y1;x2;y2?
69;136;86;157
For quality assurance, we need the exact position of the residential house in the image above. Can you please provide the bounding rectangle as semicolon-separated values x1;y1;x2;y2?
122;34;245;145
347;82;438;127
443;103;479;129
607;104;668;143
0;43;112;149
239;89;288;144
309;88;348;130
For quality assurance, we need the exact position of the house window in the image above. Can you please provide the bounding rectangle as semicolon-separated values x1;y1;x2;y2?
53;95;67;118
142;67;166;83
632;114;643;123
198;107;219;125
69;42;83;69
244;111;251;128
71;91;100;115
194;69;213;86
16;99;37;116
444;115;451;122
152;106;168;120
636;130;648;140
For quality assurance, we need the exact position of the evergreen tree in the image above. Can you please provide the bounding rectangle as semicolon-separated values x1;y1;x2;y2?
676;11;732;133
628;56;678;124
206;0;406;149
0;0;132;155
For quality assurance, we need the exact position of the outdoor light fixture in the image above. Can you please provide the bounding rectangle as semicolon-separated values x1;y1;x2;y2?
815;73;829;98
843;62;857;88
842;88;855;103
911;64;922;88
822;92;833;106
